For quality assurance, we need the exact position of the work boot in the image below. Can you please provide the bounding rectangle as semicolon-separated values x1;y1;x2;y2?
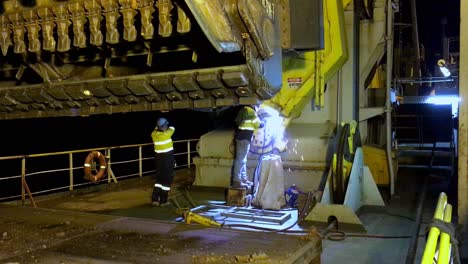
160;190;169;205
240;177;254;187
160;201;171;207
152;187;161;206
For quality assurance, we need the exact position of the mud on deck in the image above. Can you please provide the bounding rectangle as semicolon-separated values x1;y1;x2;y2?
0;169;321;264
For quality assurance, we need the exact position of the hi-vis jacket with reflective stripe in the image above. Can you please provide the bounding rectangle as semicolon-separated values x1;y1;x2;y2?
238;107;261;131
152;127;175;153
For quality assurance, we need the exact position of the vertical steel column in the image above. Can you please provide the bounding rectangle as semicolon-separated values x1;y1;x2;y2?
353;0;360;121
458;0;468;231
441;18;449;62
395;0;402;79
69;153;74;191
410;0;421;90
385;0;396;196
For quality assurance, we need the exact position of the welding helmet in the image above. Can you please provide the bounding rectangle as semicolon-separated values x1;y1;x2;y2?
257;108;270;119
156;118;169;129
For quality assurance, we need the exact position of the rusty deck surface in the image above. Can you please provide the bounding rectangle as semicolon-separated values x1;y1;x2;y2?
1;167;440;264
0;170;321;264
0;204;321;264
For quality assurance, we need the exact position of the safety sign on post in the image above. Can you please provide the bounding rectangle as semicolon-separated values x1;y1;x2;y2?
287;77;302;89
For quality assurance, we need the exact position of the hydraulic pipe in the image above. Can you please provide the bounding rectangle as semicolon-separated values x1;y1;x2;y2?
438;204;452;264
385;0;396;196
421;192;448;264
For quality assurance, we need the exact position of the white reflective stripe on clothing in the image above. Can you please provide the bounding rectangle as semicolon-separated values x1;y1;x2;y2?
154;139;172;145
155;147;173;153
84;163;91;167
161;185;171;191
238;127;254;131
154;183;163;188
100;165;106;169
243;120;254;123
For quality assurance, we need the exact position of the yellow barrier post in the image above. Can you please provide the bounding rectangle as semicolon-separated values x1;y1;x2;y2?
437;204;453;264
421;192;447;264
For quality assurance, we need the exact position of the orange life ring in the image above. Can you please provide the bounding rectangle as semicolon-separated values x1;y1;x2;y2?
84;151;107;182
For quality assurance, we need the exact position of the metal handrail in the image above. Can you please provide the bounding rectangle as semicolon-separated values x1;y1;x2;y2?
420;192;457;264
0;139;199;204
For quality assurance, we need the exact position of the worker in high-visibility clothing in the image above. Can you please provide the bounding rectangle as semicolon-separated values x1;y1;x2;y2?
231;105;263;188
151;117;175;206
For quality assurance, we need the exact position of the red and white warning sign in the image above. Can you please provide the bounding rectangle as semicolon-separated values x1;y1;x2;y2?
287;77;302;89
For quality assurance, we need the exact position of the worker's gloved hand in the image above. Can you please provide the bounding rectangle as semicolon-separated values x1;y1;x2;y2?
259;122;265;128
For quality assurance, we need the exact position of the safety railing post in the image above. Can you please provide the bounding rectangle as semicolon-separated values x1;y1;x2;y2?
139;146;143;178
21;157;26;206
0;140;200;202
69;153;74;191
187;141;191;168
107;148;111;183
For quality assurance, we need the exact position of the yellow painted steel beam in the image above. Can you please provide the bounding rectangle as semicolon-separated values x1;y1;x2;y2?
263;0;348;121
437;204;453;264
421;192;447;264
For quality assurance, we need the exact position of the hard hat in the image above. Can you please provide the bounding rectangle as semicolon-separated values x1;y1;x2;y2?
437;59;447;67
156;118;169;128
257;108;266;115
257;108;270;118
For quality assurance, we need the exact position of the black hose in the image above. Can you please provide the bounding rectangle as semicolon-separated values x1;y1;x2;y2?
405;143;435;264
404;175;428;264
224;222;426;241
318;131;336;193
333;124;350;204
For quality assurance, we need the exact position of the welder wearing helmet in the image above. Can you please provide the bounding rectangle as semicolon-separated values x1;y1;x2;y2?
231;105;264;188
151;117;175;206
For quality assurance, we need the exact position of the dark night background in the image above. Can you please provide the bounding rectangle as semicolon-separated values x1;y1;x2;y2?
0;0;461;157
412;0;459;75
0;108;238;156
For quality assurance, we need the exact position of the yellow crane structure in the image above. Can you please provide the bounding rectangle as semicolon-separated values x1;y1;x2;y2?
265;0;350;121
